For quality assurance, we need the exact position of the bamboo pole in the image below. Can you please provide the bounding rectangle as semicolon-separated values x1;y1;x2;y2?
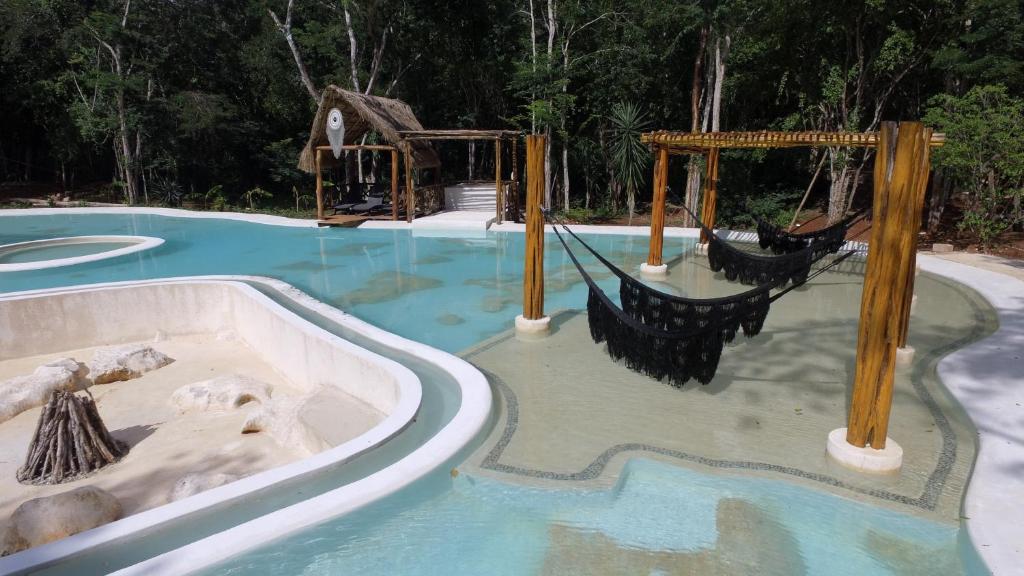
698;147;720;244
315;148;324;221
390;148;399;221
523;135;546;320
404;144;415;223
647;145;669;266
495;138;503;225
846;121;932;449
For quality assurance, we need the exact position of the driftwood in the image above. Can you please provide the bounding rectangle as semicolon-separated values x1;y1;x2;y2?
17;390;128;485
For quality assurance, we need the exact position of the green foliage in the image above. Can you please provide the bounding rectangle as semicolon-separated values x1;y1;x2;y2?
0;0;1020;246
241;186;272;210
925;85;1024;244
204;185;228;211
608;102;651;221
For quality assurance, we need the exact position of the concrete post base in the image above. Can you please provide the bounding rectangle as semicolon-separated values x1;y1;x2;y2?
826;428;903;473
639;263;668;278
895;345;916;366
515;314;550;338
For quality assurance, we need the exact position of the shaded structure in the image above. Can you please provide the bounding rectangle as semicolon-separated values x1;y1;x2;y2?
397;130;521;224
298;87;520;225
633;124;945;468
298;86;440;223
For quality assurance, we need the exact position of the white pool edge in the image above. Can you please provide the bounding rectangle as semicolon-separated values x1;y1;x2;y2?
0;235;164;272
916;255;1024;576
0;278;424;576
93;275;491;576
0;207;318;228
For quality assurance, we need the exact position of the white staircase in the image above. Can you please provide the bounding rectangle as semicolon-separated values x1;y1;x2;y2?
444;183;497;212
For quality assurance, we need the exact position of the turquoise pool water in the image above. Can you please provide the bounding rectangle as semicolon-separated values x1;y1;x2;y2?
0;213;988;575
0;241;132;264
202;460;977;576
0;214;655;353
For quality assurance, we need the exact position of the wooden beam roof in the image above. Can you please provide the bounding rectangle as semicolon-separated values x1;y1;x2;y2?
397;129;521;141
641;130;945;149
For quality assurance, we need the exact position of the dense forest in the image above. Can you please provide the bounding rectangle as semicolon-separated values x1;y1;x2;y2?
1;0;1022;244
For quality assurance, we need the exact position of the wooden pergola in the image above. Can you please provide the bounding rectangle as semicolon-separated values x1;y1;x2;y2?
636;124;945;460
397;130;522;225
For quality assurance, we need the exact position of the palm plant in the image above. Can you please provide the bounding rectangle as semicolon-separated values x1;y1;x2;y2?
608;102;652;223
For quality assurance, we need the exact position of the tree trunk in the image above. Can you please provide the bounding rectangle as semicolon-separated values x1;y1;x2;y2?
826;157;852;224
683;25;708;227
543;127;552;209
711;33;730;132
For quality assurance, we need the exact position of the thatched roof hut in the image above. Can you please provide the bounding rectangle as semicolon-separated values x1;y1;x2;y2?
298;86;440;172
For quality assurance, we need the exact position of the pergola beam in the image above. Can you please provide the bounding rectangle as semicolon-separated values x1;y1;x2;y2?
642;130;945;149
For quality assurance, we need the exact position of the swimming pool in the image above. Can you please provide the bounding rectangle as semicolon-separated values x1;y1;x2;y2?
0;211;995;575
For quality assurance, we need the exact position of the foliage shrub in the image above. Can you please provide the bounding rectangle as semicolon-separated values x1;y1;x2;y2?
924;85;1024;245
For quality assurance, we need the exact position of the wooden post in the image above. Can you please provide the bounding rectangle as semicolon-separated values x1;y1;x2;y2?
511;137;519;222
896;142;931;348
390;148;399;221
495;138;503;225
315;149;324;221
522;135;546;321
404;144;415;223
647;145;670;267
699;147;720;244
846;121;933;449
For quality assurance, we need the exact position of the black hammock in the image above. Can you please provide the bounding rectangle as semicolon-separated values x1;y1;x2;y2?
548;215;858;387
756;213;860;255
694;207;848;286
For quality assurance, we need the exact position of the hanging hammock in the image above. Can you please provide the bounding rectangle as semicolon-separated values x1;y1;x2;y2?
690;206;848;286
548;215;858;387
756;213;860;254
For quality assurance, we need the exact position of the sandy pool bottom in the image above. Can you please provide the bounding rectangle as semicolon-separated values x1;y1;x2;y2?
0;336;305;546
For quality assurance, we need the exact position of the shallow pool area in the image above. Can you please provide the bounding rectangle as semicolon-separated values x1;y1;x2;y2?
0;210;1003;575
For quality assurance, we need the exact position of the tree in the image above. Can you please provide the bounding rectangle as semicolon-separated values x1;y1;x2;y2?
924;85;1024;245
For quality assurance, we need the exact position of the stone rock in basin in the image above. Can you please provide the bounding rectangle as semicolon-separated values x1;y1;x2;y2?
90;344;173;384
0;358;89;425
4;486;122;554
168;472;240;502
170;374;272;413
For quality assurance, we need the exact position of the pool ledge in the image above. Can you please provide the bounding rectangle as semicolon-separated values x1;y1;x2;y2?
0;278;423;576
918;254;1024;576
101;276;493;576
0;235;164;272
0;207;319;228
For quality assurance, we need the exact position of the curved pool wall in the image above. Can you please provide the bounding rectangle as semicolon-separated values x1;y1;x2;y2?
0;235;163;271
0;208;1019;575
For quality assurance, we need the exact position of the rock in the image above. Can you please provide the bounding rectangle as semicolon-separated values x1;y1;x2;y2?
7;486;121;552
168;472;240;502
0;358;89;425
171;375;272;412
90;344;173;384
931;242;954;253
241;396;325;454
1;524;28;557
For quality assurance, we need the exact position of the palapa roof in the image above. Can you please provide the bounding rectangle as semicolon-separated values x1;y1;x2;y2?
298;86;440;172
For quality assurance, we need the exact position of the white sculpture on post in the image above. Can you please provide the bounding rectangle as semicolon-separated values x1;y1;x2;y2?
326;108;345;159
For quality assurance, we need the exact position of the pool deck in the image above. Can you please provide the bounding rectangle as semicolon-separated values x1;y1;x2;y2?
459;257;984;524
